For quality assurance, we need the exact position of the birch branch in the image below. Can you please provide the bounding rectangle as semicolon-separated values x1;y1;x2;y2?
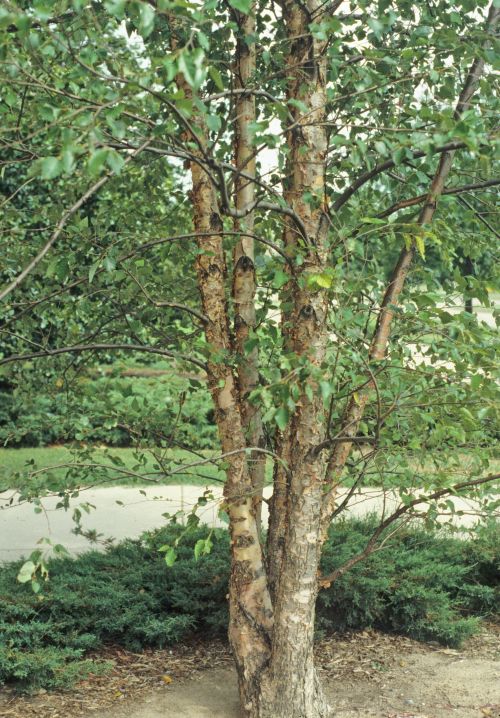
321;2;500;532
331;141;482;212
0;343;207;370
378;178;500;219
319;472;500;587
0;140;150;303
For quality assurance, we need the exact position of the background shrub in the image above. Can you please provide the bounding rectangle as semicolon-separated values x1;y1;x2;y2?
0;518;498;692
0;366;217;449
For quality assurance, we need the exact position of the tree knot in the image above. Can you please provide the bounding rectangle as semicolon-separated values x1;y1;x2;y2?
235;255;255;273
210;212;223;231
299;304;317;321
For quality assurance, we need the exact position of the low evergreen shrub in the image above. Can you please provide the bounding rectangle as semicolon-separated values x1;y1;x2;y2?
317;517;499;645
0;518;497;692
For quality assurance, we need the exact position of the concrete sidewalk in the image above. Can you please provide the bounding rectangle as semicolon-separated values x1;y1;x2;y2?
0;484;487;563
0;485;225;563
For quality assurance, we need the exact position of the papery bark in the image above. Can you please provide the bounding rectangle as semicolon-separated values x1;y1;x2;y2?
169;20;273;715
262;2;332;715
232;7;266;531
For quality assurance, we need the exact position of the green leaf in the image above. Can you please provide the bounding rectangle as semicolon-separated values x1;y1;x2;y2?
272;269;289;289
415;233;426;259
208;66;224;90
194;536;213;561
138;3;155;38
228;0;252;13
41;157;62;179
178;49;207;91
392;147;407;165
319;381;333;404
104;254;116;272
88;149;109;176
164;546;177;567
244;336;259;354
61;149;75;174
206;114;221;132
470;375;481;390
17;561;35;584
88;261;100;284
360;217;386;225
274;405;289;431
106;149;125;174
104;0;126;17
288;98;309;113
53;543;70;556
308;272;332;289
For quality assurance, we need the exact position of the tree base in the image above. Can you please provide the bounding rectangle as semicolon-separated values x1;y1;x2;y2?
243;667;331;718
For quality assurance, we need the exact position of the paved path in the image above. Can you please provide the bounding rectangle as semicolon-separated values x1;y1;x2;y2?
0;484;487;563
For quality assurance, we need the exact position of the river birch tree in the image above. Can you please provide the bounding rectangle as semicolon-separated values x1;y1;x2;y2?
1;1;499;716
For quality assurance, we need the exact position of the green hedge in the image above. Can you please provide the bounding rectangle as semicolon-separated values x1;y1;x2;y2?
0;370;216;449
0;518;498;692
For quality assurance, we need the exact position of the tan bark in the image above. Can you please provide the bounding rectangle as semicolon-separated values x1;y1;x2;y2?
266;0;331;602
169;5;497;717
320;3;499;533
191;161;272;712
169;19;272;715
232;7;266;531
262;2;332;715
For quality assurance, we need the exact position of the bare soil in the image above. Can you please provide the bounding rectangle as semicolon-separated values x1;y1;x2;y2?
1;625;499;718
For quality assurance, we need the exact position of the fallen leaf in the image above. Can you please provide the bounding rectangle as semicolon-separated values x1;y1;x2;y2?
480;706;500;718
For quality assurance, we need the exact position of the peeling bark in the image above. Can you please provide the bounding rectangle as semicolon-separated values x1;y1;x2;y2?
232;7;266;531
169;20;272;715
169;5;497;717
190;155;273;713
262;2;333;715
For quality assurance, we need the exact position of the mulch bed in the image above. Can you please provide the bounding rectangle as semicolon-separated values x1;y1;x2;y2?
0;624;498;718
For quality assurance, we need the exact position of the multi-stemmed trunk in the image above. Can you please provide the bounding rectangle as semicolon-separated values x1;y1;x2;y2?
179;2;332;712
169;3;497;717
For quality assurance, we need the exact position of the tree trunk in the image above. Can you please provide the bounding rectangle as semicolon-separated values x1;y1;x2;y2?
262;2;332;715
168;21;273;714
171;5;333;710
232;5;266;531
171;5;497;717
189;154;273;712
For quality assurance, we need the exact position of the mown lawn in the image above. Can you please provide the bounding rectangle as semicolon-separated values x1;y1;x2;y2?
1;446;496;493
0;446;230;491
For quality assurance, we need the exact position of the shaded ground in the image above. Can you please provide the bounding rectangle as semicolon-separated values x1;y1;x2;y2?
1;625;499;718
